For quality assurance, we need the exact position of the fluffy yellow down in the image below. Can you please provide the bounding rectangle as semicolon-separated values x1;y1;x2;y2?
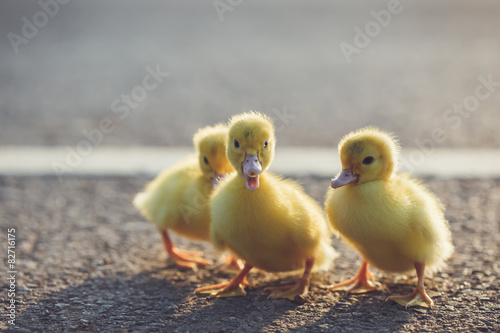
133;124;233;241
210;112;337;272
325;127;453;274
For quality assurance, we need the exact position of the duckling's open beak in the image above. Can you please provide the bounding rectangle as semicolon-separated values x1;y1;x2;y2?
331;167;358;189
212;173;226;189
242;153;262;191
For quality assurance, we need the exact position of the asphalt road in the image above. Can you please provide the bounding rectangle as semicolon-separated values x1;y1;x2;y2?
0;176;498;332
1;1;500;148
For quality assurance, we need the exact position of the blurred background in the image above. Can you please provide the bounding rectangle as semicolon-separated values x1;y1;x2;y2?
1;0;499;149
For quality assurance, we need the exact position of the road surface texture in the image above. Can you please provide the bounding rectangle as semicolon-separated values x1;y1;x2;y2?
1;0;500;148
0;176;498;332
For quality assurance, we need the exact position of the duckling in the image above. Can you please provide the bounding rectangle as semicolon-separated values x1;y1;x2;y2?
196;112;337;300
324;127;454;308
133;124;234;269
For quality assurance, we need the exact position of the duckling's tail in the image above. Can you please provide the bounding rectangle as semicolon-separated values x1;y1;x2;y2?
133;180;174;230
426;229;455;276
313;238;339;272
133;191;153;221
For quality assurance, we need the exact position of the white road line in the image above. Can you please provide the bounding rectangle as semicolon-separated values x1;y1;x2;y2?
0;146;499;178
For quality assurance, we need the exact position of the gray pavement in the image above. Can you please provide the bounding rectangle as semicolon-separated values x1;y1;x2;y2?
1;1;500;148
0;176;498;332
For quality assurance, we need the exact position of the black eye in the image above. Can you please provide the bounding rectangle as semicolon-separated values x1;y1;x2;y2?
203;156;209;165
264;140;269;148
234;139;240;148
362;156;374;165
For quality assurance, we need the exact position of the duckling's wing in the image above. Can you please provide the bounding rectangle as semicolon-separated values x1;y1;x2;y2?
397;176;454;270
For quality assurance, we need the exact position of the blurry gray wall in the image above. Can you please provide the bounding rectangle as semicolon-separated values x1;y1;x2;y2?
1;0;499;148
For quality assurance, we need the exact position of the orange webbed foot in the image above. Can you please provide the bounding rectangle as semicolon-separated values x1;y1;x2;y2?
265;281;309;301
168;246;212;269
266;257;315;301
161;230;212;269
195;281;249;298
387;261;433;309
329;260;380;294
169;247;212;266
195;264;253;298
386;285;433;308
171;259;198;270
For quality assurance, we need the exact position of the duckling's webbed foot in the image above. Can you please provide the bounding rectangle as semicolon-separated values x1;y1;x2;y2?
386;261;433;309
168;247;212;266
161;230;212;268
196;263;253;298
329;260;380;294
266;282;309;301
266;257;314;301
386;286;433;309
196;282;247;297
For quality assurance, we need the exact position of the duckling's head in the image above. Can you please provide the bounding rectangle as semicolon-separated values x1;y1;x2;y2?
331;127;399;188
227;111;275;191
193;124;234;188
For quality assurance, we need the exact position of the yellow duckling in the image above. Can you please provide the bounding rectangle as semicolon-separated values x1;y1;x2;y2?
133;124;234;269
196;112;337;300
325;127;454;308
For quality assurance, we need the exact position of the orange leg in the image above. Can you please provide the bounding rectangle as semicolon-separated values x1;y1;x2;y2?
161;230;212;269
196;263;253;298
329;260;379;294
266;257;315;300
387;262;433;308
